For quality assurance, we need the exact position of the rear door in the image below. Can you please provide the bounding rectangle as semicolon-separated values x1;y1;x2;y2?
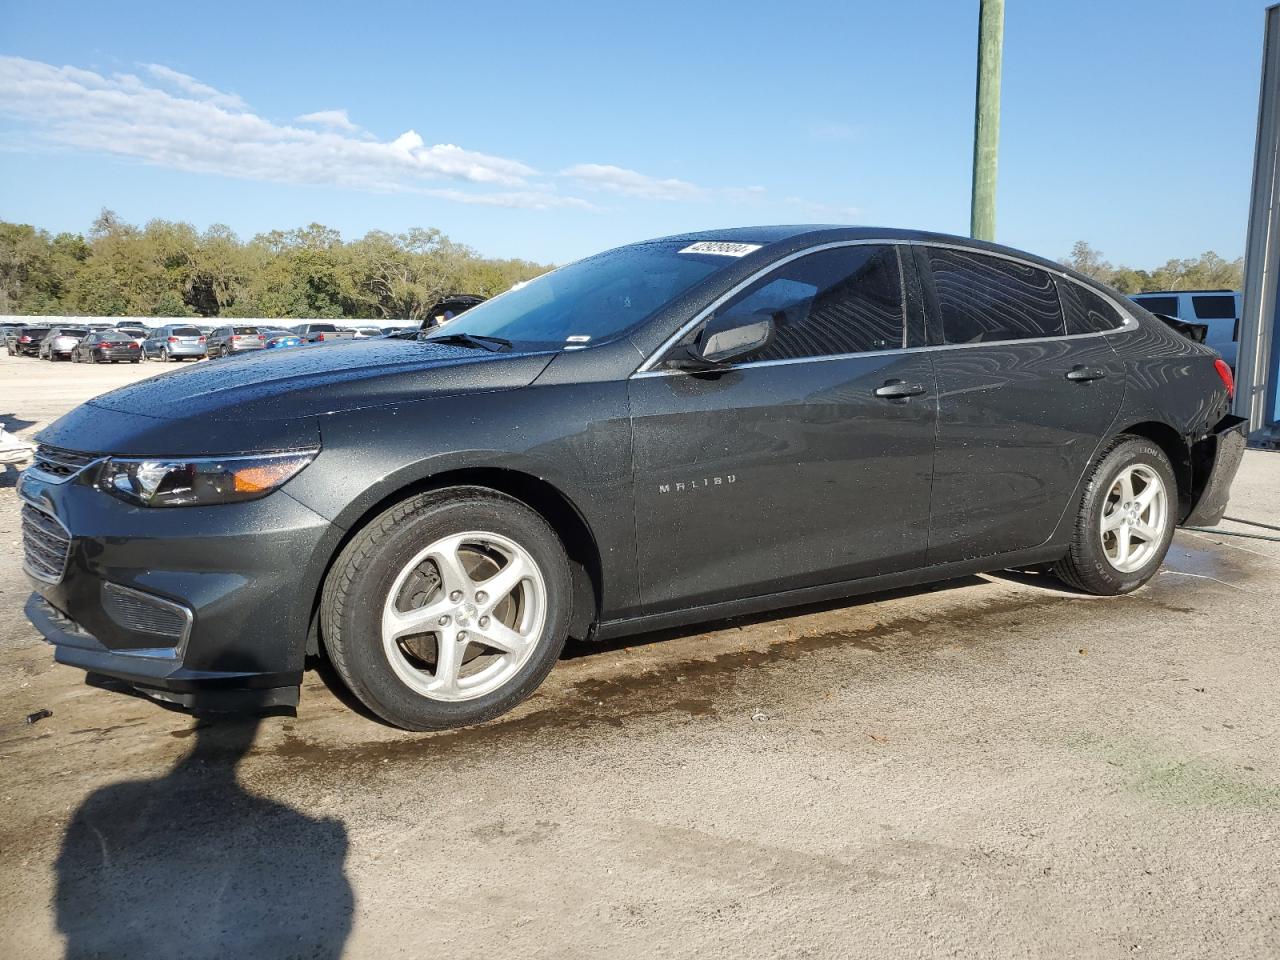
920;247;1125;563
629;243;937;612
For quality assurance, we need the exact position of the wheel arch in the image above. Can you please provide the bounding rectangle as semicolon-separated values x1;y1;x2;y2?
1111;420;1194;520
307;467;603;657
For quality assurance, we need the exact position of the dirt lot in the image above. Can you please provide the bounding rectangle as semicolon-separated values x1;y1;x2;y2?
1;350;1278;959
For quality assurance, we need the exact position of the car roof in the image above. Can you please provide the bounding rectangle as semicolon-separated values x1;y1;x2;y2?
639;224;1074;275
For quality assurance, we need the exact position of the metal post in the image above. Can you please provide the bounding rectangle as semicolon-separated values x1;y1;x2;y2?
1237;4;1280;442
971;0;1005;242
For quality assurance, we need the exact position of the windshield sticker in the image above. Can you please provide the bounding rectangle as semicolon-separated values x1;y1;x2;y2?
679;241;762;257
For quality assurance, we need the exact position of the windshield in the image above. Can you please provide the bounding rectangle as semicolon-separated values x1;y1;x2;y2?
424;241;738;350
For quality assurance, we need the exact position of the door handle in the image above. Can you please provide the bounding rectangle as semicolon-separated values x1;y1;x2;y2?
874;379;927;399
1065;365;1107;382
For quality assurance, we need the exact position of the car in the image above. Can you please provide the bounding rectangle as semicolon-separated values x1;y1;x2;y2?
143;324;208;362
261;329;304;350
292;322;356;343
114;326;149;348
421;294;487;330
71;330;143;363
205;325;266;358
1129;290;1240;369
19;225;1245;731
349;325;385;339
38;327;90;361
5;324;52;357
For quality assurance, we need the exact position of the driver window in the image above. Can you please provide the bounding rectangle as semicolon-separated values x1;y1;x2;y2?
678;245;906;363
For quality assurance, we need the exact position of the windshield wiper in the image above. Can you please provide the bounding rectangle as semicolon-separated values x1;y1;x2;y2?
426;332;512;353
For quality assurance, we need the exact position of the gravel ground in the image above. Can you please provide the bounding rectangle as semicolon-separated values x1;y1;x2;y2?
1;350;1278;960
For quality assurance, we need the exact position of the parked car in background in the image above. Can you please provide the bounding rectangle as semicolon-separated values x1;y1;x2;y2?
143;324;207;362
1129;290;1240;369
38;327;89;361
19;226;1245;731
205;325;266;358
292;322;355;343
261;328;304;349
71;329;142;363
349;325;385;339
5;325;51;356
114;325;149;348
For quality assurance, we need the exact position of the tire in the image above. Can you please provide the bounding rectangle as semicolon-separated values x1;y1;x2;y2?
130;358;140;364
321;488;572;730
161;347;170;362
1052;435;1178;595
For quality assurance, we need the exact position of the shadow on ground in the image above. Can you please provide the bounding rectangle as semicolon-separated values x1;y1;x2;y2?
54;711;354;959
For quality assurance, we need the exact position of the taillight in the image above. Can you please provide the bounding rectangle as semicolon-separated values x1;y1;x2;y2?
129;342;139;348
19;336;30;343
167;336;178;343
316;333;325;341
198;336;206;343
1214;358;1235;400
232;335;241;341
98;342;110;348
258;334;265;341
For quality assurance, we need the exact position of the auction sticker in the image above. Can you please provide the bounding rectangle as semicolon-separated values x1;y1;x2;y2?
678;241;762;257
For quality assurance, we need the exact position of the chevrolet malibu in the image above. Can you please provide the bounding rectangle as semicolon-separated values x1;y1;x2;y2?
20;226;1245;730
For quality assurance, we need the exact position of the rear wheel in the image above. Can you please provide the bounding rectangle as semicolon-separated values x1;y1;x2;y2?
161;347;170;362
1053;436;1177;595
321;488;571;730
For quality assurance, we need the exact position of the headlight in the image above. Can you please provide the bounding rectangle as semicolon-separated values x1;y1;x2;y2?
98;450;318;507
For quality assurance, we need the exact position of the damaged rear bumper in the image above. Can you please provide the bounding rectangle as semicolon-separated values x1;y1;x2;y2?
1183;415;1248;527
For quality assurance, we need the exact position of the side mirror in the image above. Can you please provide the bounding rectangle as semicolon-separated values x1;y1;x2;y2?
668;311;775;371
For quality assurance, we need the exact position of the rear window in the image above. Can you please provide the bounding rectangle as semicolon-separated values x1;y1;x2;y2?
97;331;130;341
232;326;261;335
1133;295;1179;316
22;327;50;335
308;323;338;333
927;248;1064;343
1057;280;1123;335
61;328;88;338
171;326;203;336
116;327;146;336
1191;295;1236;320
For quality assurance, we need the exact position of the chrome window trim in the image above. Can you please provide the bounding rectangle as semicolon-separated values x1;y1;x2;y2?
632;238;1138;377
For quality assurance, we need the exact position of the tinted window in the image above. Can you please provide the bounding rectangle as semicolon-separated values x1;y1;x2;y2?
1057;279;1123;334
171;326;202;336
232;326;260;335
308;323;338;333
60;328;88;337
1191;295;1236;320
1133;295;1179;316
928;249;1064;343
709;245;905;361
22;327;50;336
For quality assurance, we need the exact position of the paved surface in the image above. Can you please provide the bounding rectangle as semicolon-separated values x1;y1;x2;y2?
1;350;1278;959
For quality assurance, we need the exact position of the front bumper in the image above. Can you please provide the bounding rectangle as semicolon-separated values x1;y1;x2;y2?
19;465;334;710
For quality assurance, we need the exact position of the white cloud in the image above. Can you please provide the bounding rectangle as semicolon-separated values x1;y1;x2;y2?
0;56;544;202
561;163;705;201
141;63;247;110
296;108;359;132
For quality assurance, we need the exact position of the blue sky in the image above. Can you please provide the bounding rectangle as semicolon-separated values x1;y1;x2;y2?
0;0;1269;266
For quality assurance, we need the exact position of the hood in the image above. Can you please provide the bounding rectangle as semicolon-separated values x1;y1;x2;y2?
38;338;555;456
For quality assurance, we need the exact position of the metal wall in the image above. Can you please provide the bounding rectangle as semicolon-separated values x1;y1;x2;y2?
1238;3;1280;443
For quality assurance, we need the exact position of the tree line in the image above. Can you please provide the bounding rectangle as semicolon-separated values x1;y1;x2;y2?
0;213;1245;320
1060;241;1243;294
0;210;552;320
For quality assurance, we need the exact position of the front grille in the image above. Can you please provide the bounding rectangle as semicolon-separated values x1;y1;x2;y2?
101;584;190;644
32;444;99;480
21;502;72;583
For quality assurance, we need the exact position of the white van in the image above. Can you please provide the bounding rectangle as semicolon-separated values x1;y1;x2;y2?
1129;290;1239;369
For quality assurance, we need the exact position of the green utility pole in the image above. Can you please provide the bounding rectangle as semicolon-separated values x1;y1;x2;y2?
971;0;1005;241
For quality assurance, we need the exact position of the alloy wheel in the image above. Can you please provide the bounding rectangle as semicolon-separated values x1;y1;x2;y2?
381;530;546;702
1099;464;1167;573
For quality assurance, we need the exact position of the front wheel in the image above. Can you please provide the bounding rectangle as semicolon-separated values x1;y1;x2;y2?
1053;436;1177;595
321;488;572;730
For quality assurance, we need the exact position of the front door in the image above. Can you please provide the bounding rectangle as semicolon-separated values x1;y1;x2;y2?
629;244;937;613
